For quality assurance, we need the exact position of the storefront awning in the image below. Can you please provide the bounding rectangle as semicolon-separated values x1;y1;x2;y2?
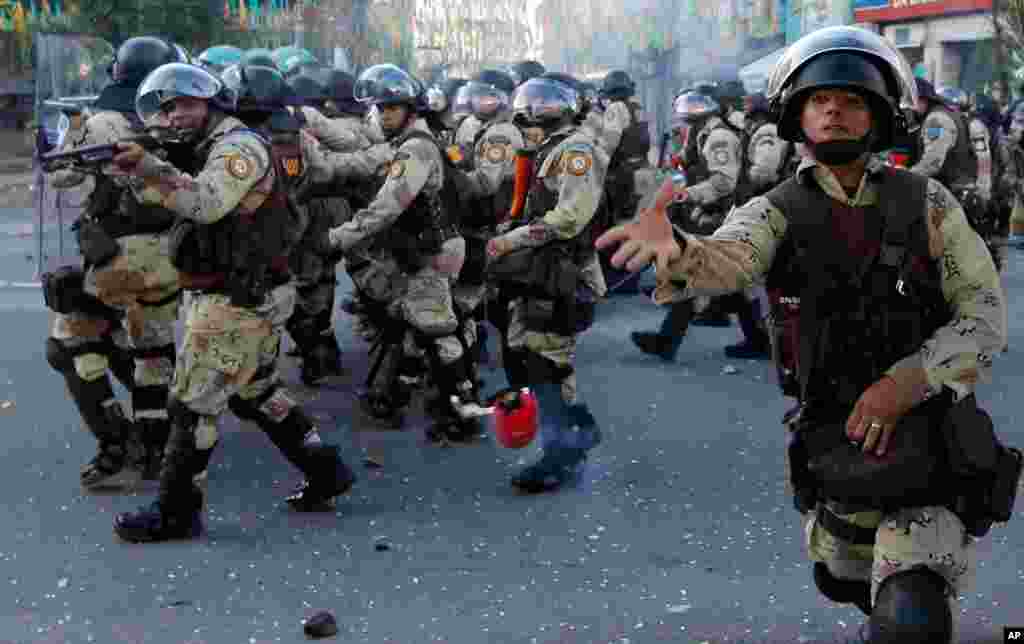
739;47;786;93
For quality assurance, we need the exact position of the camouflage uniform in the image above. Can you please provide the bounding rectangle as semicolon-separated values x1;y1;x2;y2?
493;124;609;405
320;118;474;433
286;105;374;384
746;121;791;196
47;110;180;489
682;115;744;232
653;156;1005;632
454;114;484;148
113;111;357;543
909;109;964;180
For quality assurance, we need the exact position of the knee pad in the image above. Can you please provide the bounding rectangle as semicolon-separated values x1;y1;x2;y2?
523;351;573;386
45;337;73;373
868;567;952;644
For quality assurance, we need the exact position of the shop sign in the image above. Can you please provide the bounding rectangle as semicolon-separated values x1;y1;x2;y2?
855;0;991;21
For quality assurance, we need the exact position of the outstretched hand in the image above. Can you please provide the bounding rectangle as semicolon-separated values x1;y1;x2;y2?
595;177;683;273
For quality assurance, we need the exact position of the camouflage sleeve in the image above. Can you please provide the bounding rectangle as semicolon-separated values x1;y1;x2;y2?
501;141;607;251
304;131;392;185
653;195;786;304
460;122;523;197
328;137;436;252
131;130;270;224
909;111;957;178
49;111;131;189
747;123;789;190
602;101;632;155
885;180;1006;402
687;128;741;205
968;119;992;201
301;106;369;152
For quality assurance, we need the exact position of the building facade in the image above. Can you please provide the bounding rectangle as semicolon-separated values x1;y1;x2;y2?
854;0;994;92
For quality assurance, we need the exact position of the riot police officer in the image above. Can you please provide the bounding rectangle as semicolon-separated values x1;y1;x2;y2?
109;63;358;543
510;60;546;87
629;85;744;360
599;26;1014;643
485;77;606;492
45;36;186;491
599;70;652;223
314;64;478;440
911;79;984;231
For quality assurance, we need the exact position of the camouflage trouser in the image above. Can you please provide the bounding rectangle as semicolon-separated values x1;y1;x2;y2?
506;298;578;404
49;233;180;422
1010;193;1024;235
172;284;297;447
806;503;974;637
347;253;406;343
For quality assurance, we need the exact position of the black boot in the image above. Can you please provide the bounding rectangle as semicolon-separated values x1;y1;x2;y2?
136;418;171;481
66;375;144;490
725;294;771;359
691;296;732;327
630;331;679;361
813;562;872;616
254;406;356;511
511;383;601;493
114;402;205;543
300;336;344;386
423;346;482;444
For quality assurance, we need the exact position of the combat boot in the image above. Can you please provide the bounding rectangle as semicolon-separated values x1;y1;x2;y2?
723;338;771;360
300;338;344;386
511;383;601;493
136;418;171;481
253;407;356;511
630;331;679;361
114;402;207;543
80;401;144;490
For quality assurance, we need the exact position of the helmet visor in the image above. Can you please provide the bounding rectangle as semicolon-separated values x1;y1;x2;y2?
456;81;510;118
512;78;576;124
354;64;421;105
136;62;225;122
672;92;718;126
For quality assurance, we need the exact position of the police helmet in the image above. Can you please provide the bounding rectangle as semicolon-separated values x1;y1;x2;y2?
171;44;191;64
197;45;243;74
459;70;516;120
936;85;969;111
111;37;181;85
136;63;238;123
539;72;588;115
472;69;517;96
915;77;939;105
279;49;319;78
221;64;300;113
671;91;720;129
600;70;635;100
242;48;278;69
512;60;546;86
323;69;366;115
767;25;918;150
353;64;426;110
512;77;578;128
287;70;327;107
744;92;770;116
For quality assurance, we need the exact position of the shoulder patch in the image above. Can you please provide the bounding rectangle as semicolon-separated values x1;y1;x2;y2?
225;153;253;180
484;142;509;164
563;150;593;176
389;159;406;179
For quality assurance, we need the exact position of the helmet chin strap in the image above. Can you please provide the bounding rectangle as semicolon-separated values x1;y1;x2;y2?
807;131;875;166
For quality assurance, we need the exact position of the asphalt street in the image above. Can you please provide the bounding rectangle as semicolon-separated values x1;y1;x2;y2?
0;181;1021;643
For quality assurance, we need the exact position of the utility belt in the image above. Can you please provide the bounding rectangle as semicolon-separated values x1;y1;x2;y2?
787;393;1022;538
41;265;124;320
179;255;291;308
381;223;459;275
486;242;595;335
74;212;177;268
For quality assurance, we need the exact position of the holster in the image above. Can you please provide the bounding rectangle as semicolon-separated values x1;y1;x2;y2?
41;266;122;320
75;218;121;268
486;244;579;298
941;395;1023;537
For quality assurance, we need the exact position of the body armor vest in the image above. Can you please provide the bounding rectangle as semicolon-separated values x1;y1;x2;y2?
764;168;950;408
922;106;978;191
84;111;178;238
170;118;303;307
608;101;651;170
378;128;458;261
461;123;516;232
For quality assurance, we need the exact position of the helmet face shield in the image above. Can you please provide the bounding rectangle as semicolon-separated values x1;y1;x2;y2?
136;63;229;123
456;81;510;119
354;64;422;106
672;92;719;125
511;78;577;126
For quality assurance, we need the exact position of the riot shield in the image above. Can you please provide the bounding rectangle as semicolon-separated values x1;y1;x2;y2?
32;33;114;280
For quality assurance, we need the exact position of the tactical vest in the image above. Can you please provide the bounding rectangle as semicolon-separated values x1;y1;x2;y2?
608;101;651;171
170;120;303;307
763;168;950;408
523;132;608;258
921;106;978;191
379;128;458;261
84;111;178;238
